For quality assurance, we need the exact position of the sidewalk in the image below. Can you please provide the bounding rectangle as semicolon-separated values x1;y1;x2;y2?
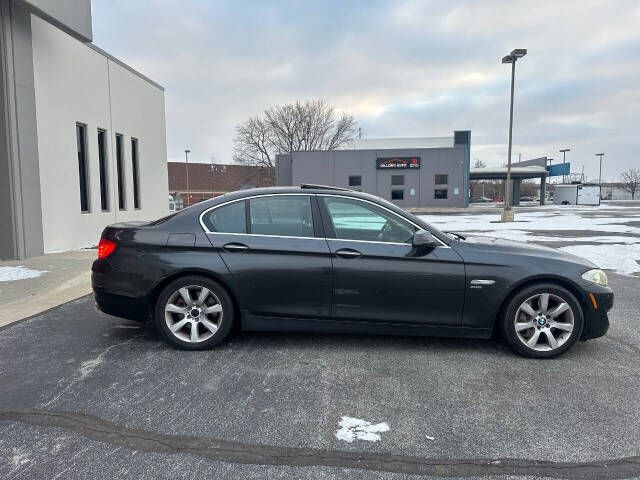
0;250;96;327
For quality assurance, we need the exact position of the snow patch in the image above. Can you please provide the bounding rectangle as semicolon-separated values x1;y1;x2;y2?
0;266;47;282
335;416;390;443
79;357;104;379
11;449;30;468
418;207;640;276
559;244;640;277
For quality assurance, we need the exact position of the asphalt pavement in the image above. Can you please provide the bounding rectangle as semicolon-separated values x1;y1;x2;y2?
0;272;639;479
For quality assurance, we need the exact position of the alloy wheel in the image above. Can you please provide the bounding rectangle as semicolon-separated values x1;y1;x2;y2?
164;285;223;343
514;293;574;352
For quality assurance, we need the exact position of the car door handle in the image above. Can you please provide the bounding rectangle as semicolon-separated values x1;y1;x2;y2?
335;248;362;259
223;243;249;252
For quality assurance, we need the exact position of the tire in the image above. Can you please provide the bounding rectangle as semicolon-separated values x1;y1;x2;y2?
501;283;583;358
154;275;235;350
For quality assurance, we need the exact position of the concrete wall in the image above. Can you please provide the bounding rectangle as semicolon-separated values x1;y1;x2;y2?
285;147;468;208
0;0;44;259
31;14;167;253
19;0;92;41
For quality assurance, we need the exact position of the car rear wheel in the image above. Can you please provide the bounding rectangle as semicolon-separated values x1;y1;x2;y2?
154;276;234;350
502;283;583;358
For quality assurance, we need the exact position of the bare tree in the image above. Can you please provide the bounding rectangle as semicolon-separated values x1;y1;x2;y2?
233;100;357;168
620;168;640;199
473;158;487;169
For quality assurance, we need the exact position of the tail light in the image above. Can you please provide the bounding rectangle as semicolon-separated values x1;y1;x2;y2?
98;238;117;259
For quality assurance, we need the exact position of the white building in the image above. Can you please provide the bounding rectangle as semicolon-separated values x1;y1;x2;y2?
1;0;168;259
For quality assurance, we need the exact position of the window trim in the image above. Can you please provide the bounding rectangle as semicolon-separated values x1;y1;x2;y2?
391;189;404;200
76;123;90;214
199;193;448;247
348;175;362;187
391;175;405;186
434;174;448;185
434;188;449;200
199;193;324;240
115;133;126;210
131;137;141;209
97;128;109;212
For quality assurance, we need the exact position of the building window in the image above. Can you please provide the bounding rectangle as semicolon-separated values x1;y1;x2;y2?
97;129;109;211
76;123;89;213
435;188;448;199
115;134;125;210
435;174;448;185
391;175;405;186
391;189;404;200
131;137;141;209
349;175;362;187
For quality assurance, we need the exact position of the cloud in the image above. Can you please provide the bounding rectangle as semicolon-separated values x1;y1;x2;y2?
91;0;640;181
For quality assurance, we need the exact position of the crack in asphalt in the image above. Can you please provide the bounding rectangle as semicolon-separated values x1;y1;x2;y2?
1;409;639;478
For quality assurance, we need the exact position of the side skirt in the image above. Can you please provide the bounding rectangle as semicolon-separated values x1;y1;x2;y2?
241;312;492;339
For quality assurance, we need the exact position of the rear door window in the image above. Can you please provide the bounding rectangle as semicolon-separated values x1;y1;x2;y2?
249;195;314;237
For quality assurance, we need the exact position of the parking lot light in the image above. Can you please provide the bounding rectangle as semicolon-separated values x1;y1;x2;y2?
501;48;527;222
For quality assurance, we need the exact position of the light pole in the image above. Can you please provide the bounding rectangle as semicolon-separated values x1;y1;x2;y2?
185;149;190;208
596;153;604;198
559;148;570;184
501;48;527;222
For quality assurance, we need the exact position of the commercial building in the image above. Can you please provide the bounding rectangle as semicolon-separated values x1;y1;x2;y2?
1;0;167;259
276;131;471;208
168;162;275;208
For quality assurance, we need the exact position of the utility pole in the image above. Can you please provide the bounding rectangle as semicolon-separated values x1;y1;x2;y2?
501;49;527;222
185;149;190;208
596;153;604;199
559;148;570;184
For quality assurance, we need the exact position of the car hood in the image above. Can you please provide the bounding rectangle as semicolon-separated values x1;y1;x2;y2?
454;234;597;269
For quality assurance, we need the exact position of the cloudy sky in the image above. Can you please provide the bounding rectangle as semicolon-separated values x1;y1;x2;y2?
92;0;640;182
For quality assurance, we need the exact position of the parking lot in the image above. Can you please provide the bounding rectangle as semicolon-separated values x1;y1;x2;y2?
1;204;640;479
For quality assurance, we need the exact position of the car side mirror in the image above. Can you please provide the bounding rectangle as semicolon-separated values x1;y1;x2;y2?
413;229;438;248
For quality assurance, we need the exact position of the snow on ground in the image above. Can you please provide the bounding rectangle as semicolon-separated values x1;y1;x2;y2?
419;206;640;277
0;266;47;282
335;416;390;443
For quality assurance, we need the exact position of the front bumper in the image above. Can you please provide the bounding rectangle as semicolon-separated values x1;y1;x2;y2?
581;287;613;340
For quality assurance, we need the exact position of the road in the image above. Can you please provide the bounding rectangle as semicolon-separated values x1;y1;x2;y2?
1;271;639;479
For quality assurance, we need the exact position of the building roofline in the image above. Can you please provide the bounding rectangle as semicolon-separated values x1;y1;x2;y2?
86;43;164;91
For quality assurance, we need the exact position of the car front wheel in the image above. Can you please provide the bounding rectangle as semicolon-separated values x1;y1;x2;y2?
502;283;583;358
154;276;235;350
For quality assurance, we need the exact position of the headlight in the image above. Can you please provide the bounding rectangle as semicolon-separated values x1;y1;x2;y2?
582;269;608;286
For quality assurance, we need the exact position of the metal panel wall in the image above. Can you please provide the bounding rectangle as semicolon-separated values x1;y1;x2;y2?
288;145;468;208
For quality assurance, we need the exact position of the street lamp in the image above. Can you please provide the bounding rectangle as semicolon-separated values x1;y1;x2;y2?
596;153;604;198
501;48;527;222
185;149;190;207
559;148;570;184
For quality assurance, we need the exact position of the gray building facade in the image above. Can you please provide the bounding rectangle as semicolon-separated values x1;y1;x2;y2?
276;131;470;208
1;0;167;259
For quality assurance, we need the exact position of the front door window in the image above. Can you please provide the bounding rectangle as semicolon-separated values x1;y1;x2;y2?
321;196;415;244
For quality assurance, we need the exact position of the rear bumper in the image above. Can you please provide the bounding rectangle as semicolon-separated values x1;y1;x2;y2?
93;288;148;322
581;289;613;341
92;259;149;322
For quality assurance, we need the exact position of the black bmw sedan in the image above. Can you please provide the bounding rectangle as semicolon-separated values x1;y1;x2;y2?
92;185;613;358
